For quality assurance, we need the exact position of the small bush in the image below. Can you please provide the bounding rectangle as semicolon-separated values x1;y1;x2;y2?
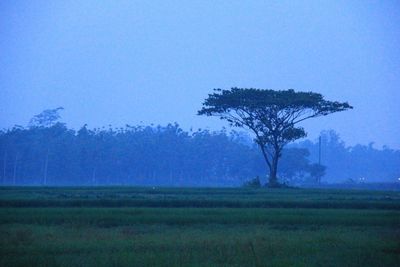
243;176;262;188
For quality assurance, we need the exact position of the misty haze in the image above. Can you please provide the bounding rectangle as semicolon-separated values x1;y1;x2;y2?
0;1;399;267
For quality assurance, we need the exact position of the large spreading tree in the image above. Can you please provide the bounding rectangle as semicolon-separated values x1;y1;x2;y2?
198;88;353;187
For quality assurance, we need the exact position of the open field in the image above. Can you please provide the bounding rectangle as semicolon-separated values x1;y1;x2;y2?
0;187;399;267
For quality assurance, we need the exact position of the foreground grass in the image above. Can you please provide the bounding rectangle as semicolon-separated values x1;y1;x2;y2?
0;187;399;267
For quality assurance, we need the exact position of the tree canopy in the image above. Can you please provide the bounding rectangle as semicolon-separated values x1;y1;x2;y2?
29;107;64;128
198;88;353;187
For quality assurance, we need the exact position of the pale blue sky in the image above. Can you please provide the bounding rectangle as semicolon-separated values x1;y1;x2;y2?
1;0;399;148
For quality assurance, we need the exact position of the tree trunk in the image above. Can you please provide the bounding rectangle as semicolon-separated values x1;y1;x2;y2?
268;153;279;187
257;141;282;187
268;158;278;187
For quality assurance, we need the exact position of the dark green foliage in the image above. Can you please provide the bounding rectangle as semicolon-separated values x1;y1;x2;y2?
198;88;352;186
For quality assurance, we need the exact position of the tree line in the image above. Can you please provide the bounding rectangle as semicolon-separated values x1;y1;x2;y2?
0;102;400;186
0;120;325;186
0;121;398;186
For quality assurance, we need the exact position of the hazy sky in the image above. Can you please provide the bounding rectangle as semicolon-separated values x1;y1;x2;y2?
1;0;399;148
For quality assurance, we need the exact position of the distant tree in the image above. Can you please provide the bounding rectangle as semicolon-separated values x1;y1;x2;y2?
279;147;311;184
198;88;352;187
29;107;64;128
308;163;326;184
28;107;65;185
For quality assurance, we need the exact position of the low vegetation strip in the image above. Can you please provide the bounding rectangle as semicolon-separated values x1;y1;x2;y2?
1;187;399;209
1;198;400;210
1;207;399;227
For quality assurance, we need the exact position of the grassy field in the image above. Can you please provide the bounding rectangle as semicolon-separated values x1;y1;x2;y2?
0;187;399;267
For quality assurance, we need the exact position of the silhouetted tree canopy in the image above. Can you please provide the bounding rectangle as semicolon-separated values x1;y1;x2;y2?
198;88;353;187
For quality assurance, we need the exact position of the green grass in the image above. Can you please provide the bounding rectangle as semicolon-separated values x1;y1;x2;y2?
0;187;399;267
1;186;399;209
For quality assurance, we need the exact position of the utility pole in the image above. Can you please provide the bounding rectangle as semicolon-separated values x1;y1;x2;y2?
316;136;322;184
13;154;18;185
92;166;97;185
318;136;322;166
43;149;49;185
